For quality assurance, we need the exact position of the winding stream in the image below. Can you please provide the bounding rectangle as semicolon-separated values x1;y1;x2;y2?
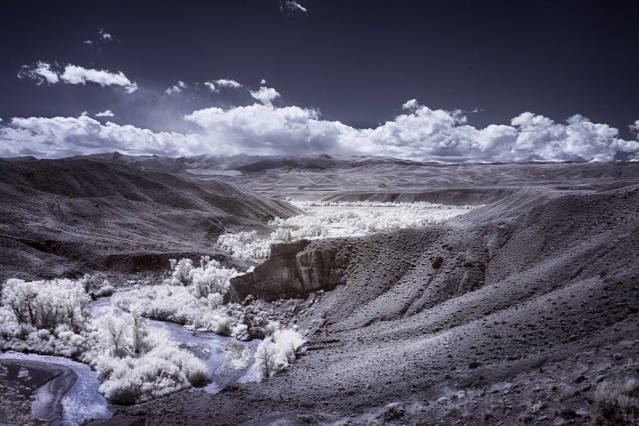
0;352;111;425
1;298;261;425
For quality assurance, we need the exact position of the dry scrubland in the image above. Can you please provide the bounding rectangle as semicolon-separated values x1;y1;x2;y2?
1;155;639;425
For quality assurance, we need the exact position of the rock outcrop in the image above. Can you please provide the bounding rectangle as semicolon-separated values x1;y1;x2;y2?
227;239;348;302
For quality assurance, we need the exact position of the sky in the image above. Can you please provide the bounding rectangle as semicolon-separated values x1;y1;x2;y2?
1;0;639;162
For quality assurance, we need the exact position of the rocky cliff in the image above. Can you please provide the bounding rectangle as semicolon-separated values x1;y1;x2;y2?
227;239;349;302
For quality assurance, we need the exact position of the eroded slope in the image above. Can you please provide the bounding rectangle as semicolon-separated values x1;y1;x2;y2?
93;184;639;425
0;158;299;282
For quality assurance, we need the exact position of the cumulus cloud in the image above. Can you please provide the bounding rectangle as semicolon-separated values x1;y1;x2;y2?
19;62;137;93
0;116;200;158
250;87;281;105
402;99;419;112
1;99;638;162
95;110;114;118
165;81;188;95
18;61;60;85
185;104;348;155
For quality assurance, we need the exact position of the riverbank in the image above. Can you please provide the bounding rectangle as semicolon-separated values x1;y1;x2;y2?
0;358;76;425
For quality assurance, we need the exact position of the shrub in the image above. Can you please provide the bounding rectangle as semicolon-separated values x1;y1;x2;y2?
595;378;639;425
217;201;478;261
255;328;306;378
0;276;208;404
91;308;207;404
0;278;91;356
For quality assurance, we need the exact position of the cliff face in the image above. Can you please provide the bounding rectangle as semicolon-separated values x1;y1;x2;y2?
227;239;349;302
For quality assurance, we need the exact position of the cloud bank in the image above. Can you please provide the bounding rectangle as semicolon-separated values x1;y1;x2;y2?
2;98;638;162
19;62;138;93
0;115;199;158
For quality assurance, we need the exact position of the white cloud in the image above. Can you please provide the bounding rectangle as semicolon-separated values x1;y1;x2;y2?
60;65;138;93
165;81;188;95
260;79;267;85
1;99;638;162
0;116;200;158
250;87;281;105
99;28;113;42
19;62;137;93
280;0;307;14
184;104;348;155
83;29;116;51
18;61;60;85
214;79;242;89
95;110;115;118
203;79;242;93
402;99;419;111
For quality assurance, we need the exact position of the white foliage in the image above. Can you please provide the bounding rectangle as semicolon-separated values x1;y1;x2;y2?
113;285;207;325
90;310;206;404
166;256;238;298
255;328;306;378
0;278;91;356
217;201;478;261
112;256;240;335
0;276;207;404
2;278;90;331
113;256;240;332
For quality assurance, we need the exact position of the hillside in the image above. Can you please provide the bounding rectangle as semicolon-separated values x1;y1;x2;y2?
0;158;299;282
90;175;639;425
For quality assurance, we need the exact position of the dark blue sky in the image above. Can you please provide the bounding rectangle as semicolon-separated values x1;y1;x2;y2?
1;0;639;161
1;0;638;132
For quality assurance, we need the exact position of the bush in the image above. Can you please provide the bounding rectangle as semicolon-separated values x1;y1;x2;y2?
91;308;207;404
255;328;306;378
0;276;208;404
595;378;639;425
113;257;240;333
217;201;478;261
0;278;91;356
2;278;90;332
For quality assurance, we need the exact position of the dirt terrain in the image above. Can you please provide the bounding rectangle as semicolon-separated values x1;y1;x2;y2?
89;171;639;425
2;156;639;425
0;157;299;283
